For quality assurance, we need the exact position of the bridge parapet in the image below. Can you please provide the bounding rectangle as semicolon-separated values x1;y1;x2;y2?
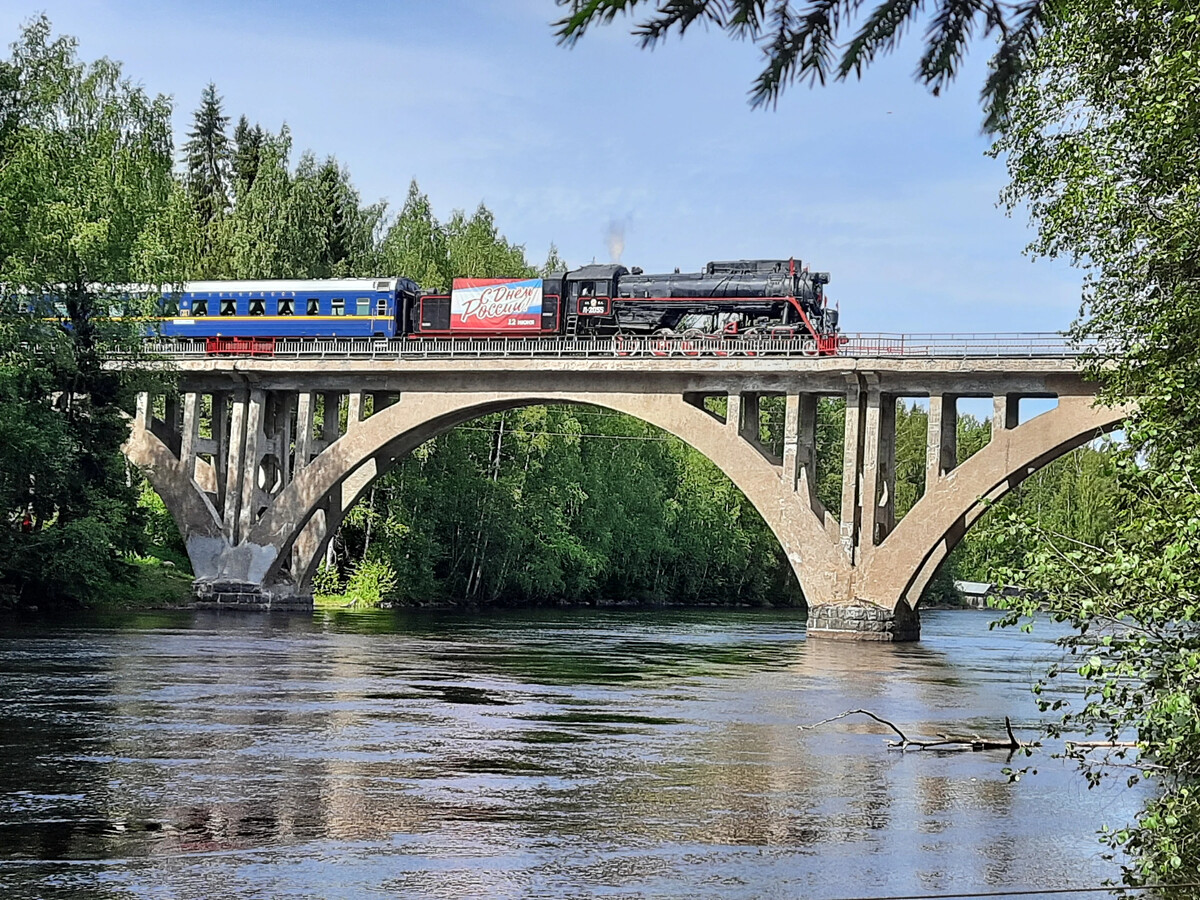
123;345;1123;640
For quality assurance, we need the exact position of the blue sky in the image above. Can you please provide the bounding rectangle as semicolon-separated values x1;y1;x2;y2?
2;0;1085;334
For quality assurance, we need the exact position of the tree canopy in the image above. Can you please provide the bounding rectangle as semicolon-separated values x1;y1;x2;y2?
988;0;1200;887
0;17;187;603
554;0;1051;129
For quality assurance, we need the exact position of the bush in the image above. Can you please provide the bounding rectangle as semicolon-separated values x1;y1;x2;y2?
312;560;342;596
344;558;398;607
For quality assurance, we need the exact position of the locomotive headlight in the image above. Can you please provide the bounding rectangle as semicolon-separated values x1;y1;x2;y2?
813;272;831;285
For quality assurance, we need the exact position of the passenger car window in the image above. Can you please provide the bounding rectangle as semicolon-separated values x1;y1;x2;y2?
279;298;294;316
331;298;345;316
220;298;237;316
356;298;370;316
249;299;265;316
307;298;319;316
193;298;208;316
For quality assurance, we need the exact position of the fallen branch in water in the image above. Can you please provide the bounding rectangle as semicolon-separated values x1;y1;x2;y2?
800;708;1027;752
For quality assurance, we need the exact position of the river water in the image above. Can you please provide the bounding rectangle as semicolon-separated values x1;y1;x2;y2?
0;607;1143;900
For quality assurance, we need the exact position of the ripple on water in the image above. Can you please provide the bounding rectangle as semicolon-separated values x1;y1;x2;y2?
0;607;1143;900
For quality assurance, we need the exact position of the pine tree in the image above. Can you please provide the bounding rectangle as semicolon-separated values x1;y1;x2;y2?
232;115;264;193
182;83;231;228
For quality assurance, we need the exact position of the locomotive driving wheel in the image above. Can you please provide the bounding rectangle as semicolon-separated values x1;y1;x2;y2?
650;329;675;357
613;333;641;357
680;328;705;357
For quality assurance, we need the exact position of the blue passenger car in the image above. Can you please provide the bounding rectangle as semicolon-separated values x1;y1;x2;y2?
154;278;420;340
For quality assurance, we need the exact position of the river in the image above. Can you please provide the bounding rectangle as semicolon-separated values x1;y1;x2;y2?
0;607;1144;899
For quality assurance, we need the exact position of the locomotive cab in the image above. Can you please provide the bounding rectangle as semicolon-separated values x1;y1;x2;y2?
564;263;627;334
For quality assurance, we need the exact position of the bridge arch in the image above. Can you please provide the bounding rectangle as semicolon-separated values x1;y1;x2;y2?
247;390;849;604
860;395;1132;610
124;421;225;554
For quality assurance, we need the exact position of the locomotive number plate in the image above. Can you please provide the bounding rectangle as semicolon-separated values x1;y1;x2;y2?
579;297;609;316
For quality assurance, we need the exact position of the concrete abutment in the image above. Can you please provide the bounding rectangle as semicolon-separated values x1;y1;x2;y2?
807;601;921;642
123;356;1126;641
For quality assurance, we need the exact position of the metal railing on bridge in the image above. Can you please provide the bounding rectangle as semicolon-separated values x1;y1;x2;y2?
140;332;1095;361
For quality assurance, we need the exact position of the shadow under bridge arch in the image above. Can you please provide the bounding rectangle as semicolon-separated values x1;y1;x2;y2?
248;390;849;600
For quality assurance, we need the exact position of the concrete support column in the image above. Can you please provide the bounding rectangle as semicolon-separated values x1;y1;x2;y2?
320;392;342;446
162;394;182;457
212;392;231;517
275;392;296;487
222;391;248;539
782;392;801;490
994;393;1019;432
926;393;958;485
739;392;761;444
180;392;200;474
796;393;819;500
237;389;267;542
840;378;865;560
295;392;314;472
347;391;366;429
135;392;151;431
164;393;181;433
861;387;896;547
725;393;742;432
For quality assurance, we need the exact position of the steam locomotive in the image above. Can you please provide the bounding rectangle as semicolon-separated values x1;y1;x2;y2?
149;257;838;351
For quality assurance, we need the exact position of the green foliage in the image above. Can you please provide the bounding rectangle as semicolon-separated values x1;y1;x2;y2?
344;558;399;608
378;181;532;291
554;0;1050;129
312;560;342;596
136;481;185;561
990;0;1200;890
329;405;799;609
0;17;182;606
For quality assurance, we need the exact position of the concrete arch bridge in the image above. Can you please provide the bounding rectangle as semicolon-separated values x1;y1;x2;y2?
124;340;1127;641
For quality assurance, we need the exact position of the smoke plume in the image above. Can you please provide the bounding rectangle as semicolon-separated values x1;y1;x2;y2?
606;220;625;264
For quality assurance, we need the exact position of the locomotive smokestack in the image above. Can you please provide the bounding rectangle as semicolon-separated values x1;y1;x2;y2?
605;220;625;263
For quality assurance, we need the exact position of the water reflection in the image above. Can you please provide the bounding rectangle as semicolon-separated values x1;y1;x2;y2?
0;608;1140;899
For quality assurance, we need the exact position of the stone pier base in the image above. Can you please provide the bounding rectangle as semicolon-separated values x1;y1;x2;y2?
193;580;313;612
806;601;921;642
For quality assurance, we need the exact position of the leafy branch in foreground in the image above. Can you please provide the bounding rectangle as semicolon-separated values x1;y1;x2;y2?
986;0;1200;890
554;0;1052;129
990;460;1200;885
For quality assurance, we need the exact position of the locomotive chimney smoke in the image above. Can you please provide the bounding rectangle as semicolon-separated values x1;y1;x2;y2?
606;220;625;264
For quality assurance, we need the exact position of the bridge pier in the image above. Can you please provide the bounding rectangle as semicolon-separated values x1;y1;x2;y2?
193;580;311;611
807;601;920;642
122;350;1126;638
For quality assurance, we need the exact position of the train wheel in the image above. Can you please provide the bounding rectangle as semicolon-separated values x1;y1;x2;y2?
651;330;673;358
801;338;819;357
740;328;760;358
681;329;704;357
704;336;729;358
